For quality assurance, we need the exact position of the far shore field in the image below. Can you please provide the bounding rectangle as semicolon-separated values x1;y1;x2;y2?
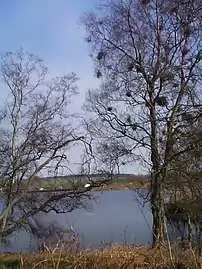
31;174;150;191
0;174;150;193
96;179;150;190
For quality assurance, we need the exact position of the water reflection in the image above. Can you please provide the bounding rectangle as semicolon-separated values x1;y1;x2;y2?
0;189;201;252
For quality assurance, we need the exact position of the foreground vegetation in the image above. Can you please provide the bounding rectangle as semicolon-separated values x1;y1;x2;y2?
0;245;201;269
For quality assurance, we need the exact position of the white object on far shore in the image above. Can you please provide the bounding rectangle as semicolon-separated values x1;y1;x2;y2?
84;183;91;188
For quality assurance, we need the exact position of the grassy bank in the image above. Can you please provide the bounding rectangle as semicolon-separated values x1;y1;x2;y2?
0;174;149;193
96;178;149;190
0;245;201;269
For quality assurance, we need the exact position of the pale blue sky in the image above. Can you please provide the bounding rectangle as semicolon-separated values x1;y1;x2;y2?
0;0;99;110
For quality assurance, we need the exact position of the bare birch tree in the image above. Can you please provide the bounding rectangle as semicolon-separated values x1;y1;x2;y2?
82;0;202;246
0;49;109;241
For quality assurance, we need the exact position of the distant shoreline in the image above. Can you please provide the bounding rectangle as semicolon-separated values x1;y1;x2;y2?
32;174;150;191
95;181;150;191
0;174;150;192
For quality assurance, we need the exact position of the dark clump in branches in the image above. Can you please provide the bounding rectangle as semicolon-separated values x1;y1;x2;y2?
126;91;132;97
155;96;168;107
107;106;113;112
96;70;102;78
97;51;104;61
127;62;134;71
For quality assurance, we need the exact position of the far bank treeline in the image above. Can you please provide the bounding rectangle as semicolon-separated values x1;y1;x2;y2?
26;171;202;192
16;174;150;190
0;0;201;248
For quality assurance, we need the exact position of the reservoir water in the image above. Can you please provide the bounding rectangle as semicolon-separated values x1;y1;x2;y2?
0;189;197;252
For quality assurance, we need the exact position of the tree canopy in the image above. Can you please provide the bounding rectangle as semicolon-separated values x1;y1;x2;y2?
82;0;202;245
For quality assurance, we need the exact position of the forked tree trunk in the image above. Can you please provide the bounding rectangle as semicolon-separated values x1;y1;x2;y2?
151;173;165;247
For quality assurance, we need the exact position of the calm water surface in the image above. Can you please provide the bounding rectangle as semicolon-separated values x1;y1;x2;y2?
0;190;153;252
0;189;192;252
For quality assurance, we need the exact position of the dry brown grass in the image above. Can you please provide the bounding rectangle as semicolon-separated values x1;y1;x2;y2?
0;245;201;269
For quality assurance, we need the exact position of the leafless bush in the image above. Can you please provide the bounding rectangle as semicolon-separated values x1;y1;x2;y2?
0;49;111;241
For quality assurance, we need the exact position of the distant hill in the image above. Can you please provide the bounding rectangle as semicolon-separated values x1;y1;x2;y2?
40;173;149;182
